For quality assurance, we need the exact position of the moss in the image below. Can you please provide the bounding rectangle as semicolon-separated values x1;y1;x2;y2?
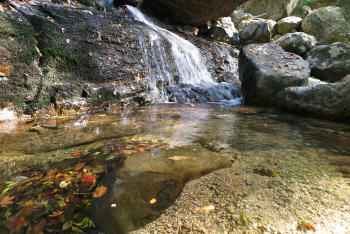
25;60;32;65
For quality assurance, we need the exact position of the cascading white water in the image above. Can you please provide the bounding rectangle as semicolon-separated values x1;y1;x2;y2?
127;6;214;87
127;6;242;105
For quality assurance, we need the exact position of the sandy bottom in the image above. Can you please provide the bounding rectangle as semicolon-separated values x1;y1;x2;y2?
131;147;350;234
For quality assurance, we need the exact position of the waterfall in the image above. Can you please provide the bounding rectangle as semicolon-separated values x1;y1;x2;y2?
127;6;242;105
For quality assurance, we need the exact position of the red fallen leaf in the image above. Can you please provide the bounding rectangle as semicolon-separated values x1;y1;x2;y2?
73;152;83;157
138;150;147;153
47;218;59;226
11;217;26;232
82;176;96;183
68;197;81;203
47;190;56;195
0;195;15;207
76;165;84;170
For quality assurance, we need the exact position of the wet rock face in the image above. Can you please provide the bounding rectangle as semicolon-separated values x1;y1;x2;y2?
114;0;143;7
275;32;317;55
141;0;248;26
239;43;310;106
276;75;350;123
90;147;232;234
305;42;350;82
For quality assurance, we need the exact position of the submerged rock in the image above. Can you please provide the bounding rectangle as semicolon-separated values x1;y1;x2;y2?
90;147;232;234
141;0;248;26
305;42;350;82
239;43;310;106
276;75;350;122
275;32;317;55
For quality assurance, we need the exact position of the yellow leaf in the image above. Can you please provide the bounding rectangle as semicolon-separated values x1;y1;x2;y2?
59;181;69;188
150;198;156;204
39;53;43;57
131;85;135;90
274;68;278;71
72;226;84;233
49;210;63;217
62;221;72;230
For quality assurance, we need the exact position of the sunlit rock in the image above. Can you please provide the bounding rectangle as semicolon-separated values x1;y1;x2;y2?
275;32;317;55
212;17;240;45
276;16;302;35
239;43;310;106
239;19;276;45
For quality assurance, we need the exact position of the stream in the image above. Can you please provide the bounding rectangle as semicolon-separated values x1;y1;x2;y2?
0;104;350;233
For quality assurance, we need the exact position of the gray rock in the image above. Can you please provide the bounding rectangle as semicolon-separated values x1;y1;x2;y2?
326;23;350;45
114;0;143;7
275;32;317;55
90;147;232;234
142;0;248;26
276;16;302;35
242;0;300;21
301;6;347;44
239;20;276;45
291;5;312;18
307;77;327;87
239;43;310;106
230;11;253;26
276;75;350;122
212;17;240;45
305;42;350;82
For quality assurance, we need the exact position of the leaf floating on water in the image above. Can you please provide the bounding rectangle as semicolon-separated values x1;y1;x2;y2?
168;156;197;161
232;183;239;188
0;195;15;207
196;205;215;213
150;198;156;204
93;185;107;198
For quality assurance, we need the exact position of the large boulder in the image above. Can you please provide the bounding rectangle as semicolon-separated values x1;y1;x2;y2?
242;0;300;21
239;43;310;106
212;17;240;45
91;147;232;234
276;75;350;122
291;5;312;18
301;6;348;44
326;23;350;45
276;16;302;34
305;43;350;82
141;0;248;26
275;32;317;55
239;19;276;45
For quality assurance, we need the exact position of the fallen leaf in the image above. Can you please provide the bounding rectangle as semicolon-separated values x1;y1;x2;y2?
59;181;70;188
73;152;82;157
93;185;107;198
49;211;63;217
299;222;315;231
68;197;81;203
62;221;72;230
196;205;215;213
47;168;59;176
150;198;156;204
82;176;96;183
72;226;84;233
0;195;15;207
76;165;84;170
232;183;239;188
168;156;196;161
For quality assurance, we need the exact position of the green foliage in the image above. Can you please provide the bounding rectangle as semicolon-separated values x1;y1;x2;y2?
31;48;37;54
25;60;31;65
